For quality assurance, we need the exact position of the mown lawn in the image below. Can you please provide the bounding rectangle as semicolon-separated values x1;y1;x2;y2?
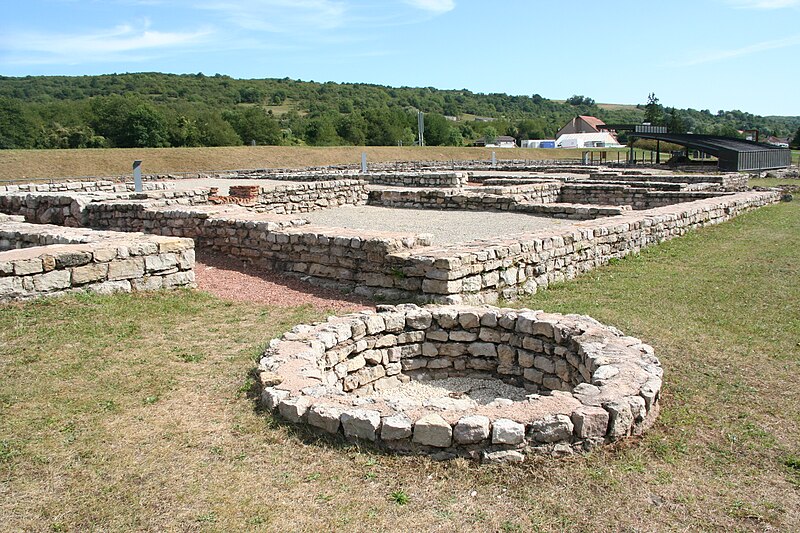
1;201;798;532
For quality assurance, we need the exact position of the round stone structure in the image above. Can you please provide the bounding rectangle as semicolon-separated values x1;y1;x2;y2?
257;304;662;462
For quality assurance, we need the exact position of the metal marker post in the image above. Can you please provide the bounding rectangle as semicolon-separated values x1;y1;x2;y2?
133;160;143;192
361;152;367;173
492;151;497;168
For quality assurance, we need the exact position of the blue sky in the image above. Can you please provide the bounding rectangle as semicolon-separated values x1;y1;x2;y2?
1;0;798;116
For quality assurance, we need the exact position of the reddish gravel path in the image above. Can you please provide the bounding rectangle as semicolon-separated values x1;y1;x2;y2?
195;252;374;313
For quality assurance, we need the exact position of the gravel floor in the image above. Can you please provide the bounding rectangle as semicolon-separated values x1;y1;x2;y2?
372;377;529;405
195;252;373;312
301;205;574;245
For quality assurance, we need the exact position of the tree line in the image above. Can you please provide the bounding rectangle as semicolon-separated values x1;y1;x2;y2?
0;73;798;150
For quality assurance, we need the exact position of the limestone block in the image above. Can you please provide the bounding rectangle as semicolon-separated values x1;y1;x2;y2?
131;276;164;291
433;308;459;328
449;330;478;342
341;409;381;441
592;365;620;384
570;405;609;439
307;405;342;434
71;263;109;285
605;400;634;438
406;309;432;330
478;327;501;342
412;414;452;448
381;414;412;440
108;258;145;281
528;415;574;443
261;387;290;410
88;280;132;295
426;329;449;342
517;350;535;368
363;315;386;335
53;251;91;269
145;253;179;273
458;311;481;329
0;277;25;298
468;342;497;358
523;368;544;384
32;270;71;292
492;419;525;445
453;415;491;444
162;270;195;288
483;450;525;464
534;355;555;374
278;397;312;423
362;350;383;365
382;312;406;332
13;258;43;276
346;355;367;372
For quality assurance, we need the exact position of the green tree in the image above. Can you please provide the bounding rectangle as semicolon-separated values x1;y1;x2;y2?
224;107;282;145
644;93;664;126
119;105;170;147
483;126;498;144
0;97;38;148
305;115;341;145
791;126;800;149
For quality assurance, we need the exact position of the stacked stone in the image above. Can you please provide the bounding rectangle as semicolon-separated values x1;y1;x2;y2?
0;180;172;194
0;219;195;302
0;189;208;229
588;172;749;191
362;172;470;188
370;183;562;212
258;304;662;462
558;184;728;209
250;180;368;214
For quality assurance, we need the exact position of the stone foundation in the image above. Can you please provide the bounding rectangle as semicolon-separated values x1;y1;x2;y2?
258;304;662;462
0;214;195;302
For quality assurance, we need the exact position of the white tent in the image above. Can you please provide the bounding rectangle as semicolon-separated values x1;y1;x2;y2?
555;132;622;149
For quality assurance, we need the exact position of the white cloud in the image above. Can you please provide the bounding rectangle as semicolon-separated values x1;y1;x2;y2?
671;34;800;66
404;0;455;13
198;0;348;32
728;0;800;8
0;23;212;64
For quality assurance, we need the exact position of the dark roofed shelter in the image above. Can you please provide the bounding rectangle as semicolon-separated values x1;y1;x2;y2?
630;132;791;172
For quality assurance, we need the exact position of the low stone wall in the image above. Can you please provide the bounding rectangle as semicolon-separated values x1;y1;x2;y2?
362;172;469;188
0;218;195;302
250;180;368;214
355;190;780;303
369;183;562;211
258;304;662;462
0;189;209;227
589;172;748;191
558;184;728;209
0;180;172;194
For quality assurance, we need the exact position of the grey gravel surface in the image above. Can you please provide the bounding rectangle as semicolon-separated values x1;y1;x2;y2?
301;205;575;245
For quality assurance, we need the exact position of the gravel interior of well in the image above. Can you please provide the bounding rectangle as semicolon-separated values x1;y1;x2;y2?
372;377;529;405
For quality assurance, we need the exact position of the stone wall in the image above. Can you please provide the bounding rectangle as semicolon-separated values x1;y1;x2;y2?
250;180;368;214
0;180;172;194
0;218;195;302
558;184;728;209
356;191;780;303
0;189;208;227
369;183;562;211
361;172;469;188
258;304;662;462
588;172;748;191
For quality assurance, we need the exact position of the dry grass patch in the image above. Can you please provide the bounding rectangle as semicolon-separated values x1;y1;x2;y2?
1;202;798;532
0;146;584;182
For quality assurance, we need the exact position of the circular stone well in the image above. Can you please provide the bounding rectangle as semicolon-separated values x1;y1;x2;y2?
258;304;662;463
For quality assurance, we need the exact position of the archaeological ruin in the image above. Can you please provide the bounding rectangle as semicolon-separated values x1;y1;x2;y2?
0;159;784;459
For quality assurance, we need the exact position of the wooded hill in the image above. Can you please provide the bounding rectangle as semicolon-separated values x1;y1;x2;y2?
1;72;798;150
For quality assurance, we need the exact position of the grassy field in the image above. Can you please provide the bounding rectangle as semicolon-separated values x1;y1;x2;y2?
0;146;676;183
1;202;798;531
0;146;590;182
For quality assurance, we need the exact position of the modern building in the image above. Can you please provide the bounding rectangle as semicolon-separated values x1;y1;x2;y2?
557;116;613;138
474;135;517;148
